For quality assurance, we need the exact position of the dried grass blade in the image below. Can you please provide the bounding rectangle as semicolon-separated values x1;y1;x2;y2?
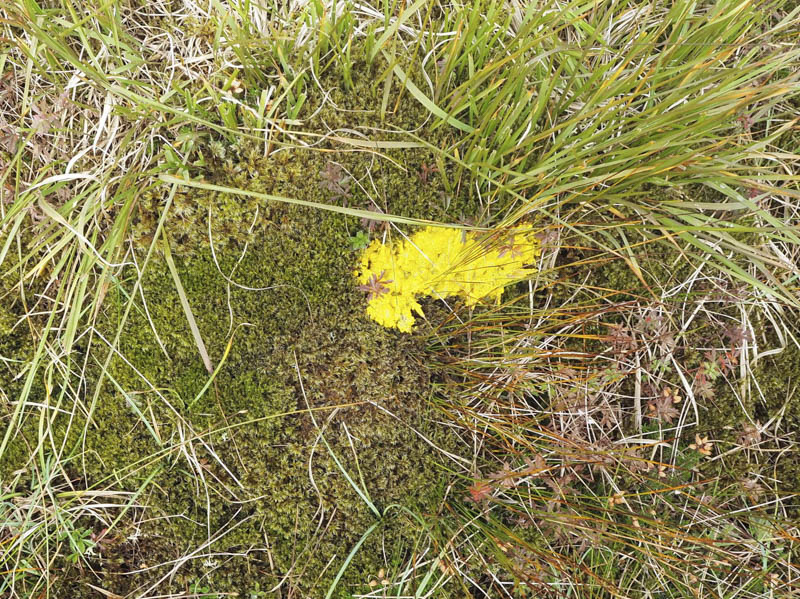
161;229;213;374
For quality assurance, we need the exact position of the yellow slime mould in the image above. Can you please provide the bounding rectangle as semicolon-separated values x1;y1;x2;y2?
355;225;540;332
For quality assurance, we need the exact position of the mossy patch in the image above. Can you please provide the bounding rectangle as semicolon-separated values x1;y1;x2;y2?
0;284;32;406
1;57;484;597
114;199;463;589
697;332;800;516
32;210;459;597
81;237;453;594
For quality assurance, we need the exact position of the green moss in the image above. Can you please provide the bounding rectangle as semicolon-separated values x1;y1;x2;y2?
80;196;458;595
0;292;27;400
697;333;800;515
0;55;481;598
130;50;484;261
0;271;51;471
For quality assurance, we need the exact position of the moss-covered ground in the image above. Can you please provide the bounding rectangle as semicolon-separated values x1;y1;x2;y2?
4;126;796;598
2;6;798;598
0;61;482;598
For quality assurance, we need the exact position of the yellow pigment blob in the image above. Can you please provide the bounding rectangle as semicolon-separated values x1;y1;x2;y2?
355;226;540;332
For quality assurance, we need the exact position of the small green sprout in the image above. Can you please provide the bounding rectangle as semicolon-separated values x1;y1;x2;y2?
348;230;369;250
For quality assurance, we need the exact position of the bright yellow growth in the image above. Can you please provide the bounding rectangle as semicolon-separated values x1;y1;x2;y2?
355;226;540;332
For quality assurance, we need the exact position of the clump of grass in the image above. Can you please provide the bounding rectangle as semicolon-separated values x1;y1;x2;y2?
0;457;138;598
409;0;800;596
